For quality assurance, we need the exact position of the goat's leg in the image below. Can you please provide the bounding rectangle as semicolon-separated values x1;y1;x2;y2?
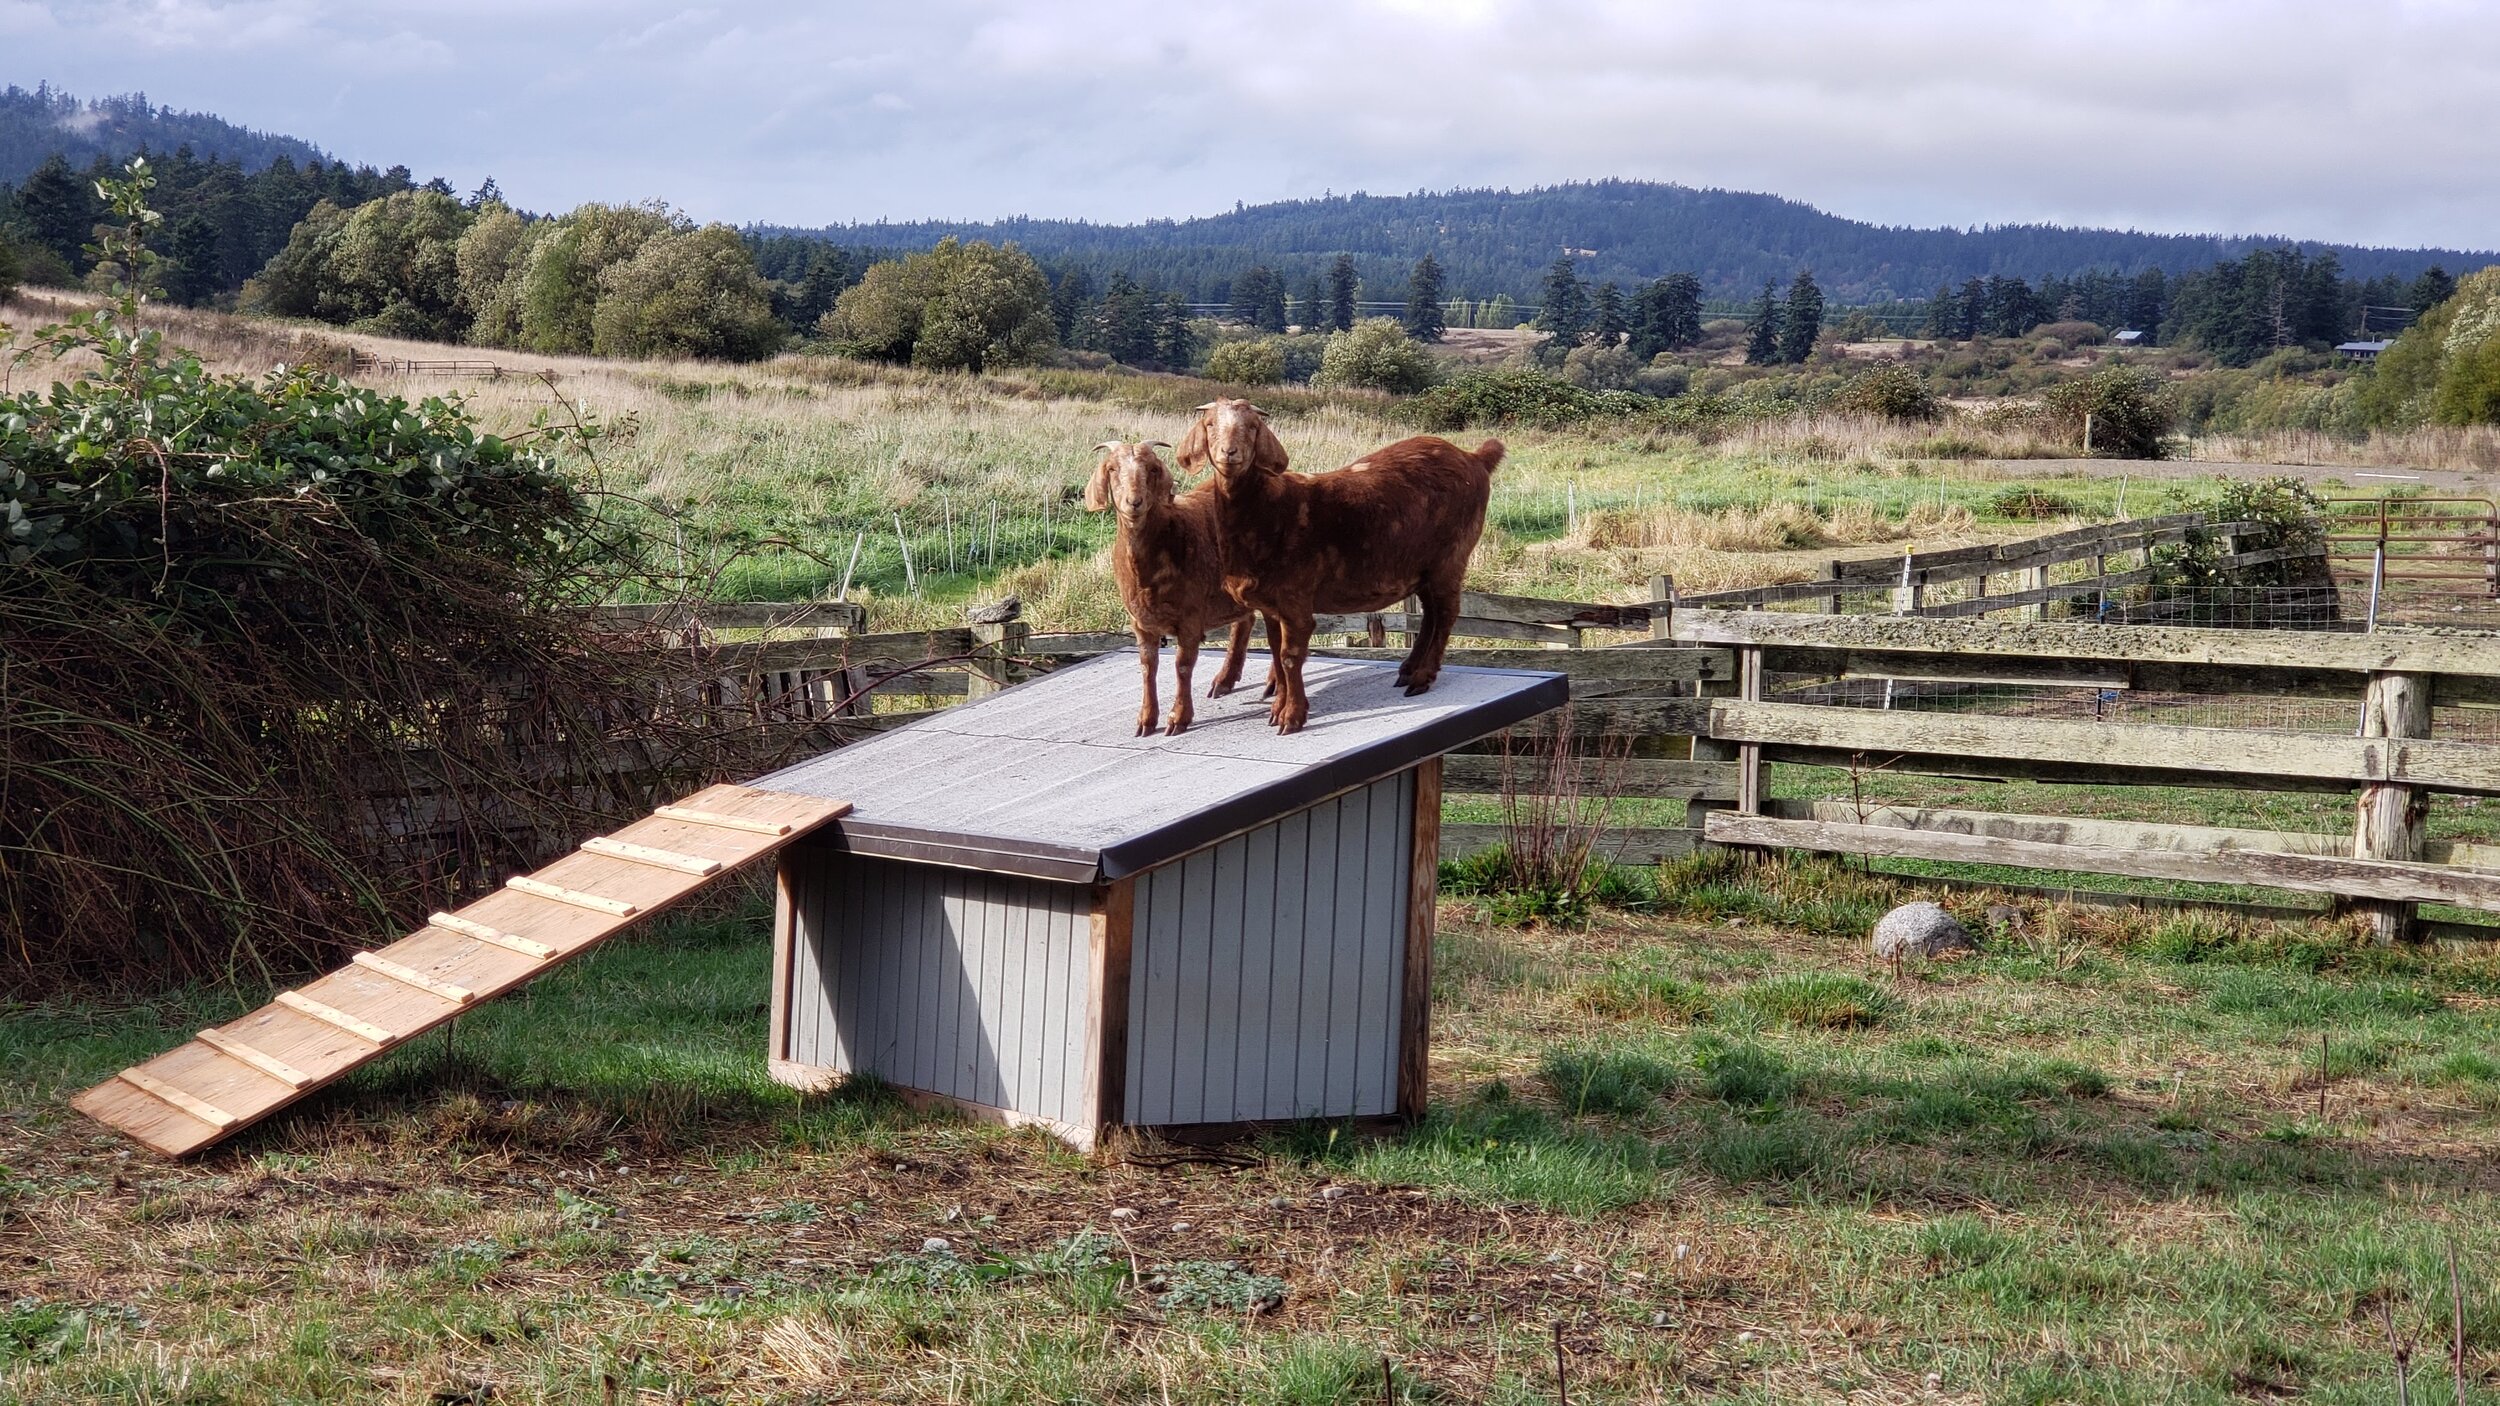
1206;617;1251;698
1261;613;1281;700
1273;613;1315;734
1166;635;1199;734
1402;581;1461;696
1134;631;1161;737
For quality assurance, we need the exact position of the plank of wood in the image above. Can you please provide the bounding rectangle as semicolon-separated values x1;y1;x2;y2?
429;911;554;960
277;991;394;1044
1456;590;1652;630
1704;812;2500;912
1439;823;1700;863
654;804;796;837
77;783;856;1159
194;1028;313;1088
1441;756;1738;800
1313;645;1732;683
1401;759;1440;1123
1711;700;2500;795
350;952;476;1005
1834;655;2131;689
580;836;724;876
1674;612;2500;678
117;1070;236;1128
506;875;641;917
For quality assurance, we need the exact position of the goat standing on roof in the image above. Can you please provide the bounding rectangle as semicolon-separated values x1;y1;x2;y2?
1178;398;1501;735
1083;440;1256;736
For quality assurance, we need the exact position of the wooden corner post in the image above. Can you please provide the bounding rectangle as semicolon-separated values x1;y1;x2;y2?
968;601;1030;699
1399;757;1442;1122
1088;877;1137;1139
2353;670;2431;944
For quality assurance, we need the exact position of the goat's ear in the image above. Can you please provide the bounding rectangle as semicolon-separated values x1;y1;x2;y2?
1253;416;1291;475
1082;455;1115;512
1173;415;1210;471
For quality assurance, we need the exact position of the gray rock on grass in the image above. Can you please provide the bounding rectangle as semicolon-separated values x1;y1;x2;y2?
1871;901;1978;960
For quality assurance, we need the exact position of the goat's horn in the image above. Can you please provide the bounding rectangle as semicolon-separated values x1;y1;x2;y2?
1091;440;1122;453
1194;401;1219;411
1146;440;1173;450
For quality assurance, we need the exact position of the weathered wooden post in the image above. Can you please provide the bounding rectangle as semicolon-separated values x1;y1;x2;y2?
966;599;1029;700
2352;670;2432;944
1649;574;1674;641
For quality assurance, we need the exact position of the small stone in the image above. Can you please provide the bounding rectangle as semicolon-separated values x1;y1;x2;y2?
1871;901;1978;960
1319;1186;1348;1202
1673;1243;1690;1261
921;1237;951;1255
1267;1197;1293;1210
1736;1330;1759;1345
1170;1220;1193;1232
1111;1207;1139;1221
1925;1372;1944;1390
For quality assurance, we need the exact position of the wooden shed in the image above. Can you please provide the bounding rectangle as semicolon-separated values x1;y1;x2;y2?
753;651;1565;1149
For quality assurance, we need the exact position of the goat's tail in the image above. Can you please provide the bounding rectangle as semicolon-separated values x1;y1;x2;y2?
1474;439;1507;474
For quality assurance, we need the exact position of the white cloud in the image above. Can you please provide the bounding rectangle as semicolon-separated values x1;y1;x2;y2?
9;0;2497;248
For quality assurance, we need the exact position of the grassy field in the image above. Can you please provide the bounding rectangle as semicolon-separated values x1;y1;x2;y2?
10;864;2500;1403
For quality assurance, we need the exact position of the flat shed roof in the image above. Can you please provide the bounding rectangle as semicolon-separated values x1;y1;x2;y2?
757;651;1566;882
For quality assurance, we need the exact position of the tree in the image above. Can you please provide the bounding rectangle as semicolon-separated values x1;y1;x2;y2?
1312;317;1439;394
1921;282;1958;339
1229;265;1287;333
1629;273;1702;359
1401;255;1446;342
2408;265;2457;314
1325;253;1358;333
590;224;785;361
467;176;502;209
824;236;1055;372
1780;271;1824;363
1561;342;1638;391
1744;281;1781;365
1535;257;1588;345
453;204;540;347
516;202;678;353
0;235;19;304
1954;277;1987;339
245;189;476;340
15;154;97;267
1591;281;1628;346
1208;339;1286;384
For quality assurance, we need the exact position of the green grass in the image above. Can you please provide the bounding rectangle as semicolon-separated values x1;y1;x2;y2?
13;867;2500;1402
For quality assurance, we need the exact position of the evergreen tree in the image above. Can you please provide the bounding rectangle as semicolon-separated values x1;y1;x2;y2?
1151;292;1197;371
2409;265;2458;314
1535;256;1589;344
467;176;501;210
16;153;96;265
1591;281;1627;345
1779;270;1823;364
1049;263;1096;341
1744;281;1782;365
1629;272;1702;359
1297;275;1324;330
1921;282;1958;338
1325;252;1358;332
1401;254;1446;341
1954;277;1987;338
1228;265;1287;332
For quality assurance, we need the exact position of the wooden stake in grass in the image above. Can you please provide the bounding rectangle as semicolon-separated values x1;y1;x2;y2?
2320;1031;2330;1121
1552;1321;1569;1406
1381;1353;1394;1405
2451;1240;2467;1406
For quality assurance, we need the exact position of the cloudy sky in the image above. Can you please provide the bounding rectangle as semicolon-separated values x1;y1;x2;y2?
7;0;2497;248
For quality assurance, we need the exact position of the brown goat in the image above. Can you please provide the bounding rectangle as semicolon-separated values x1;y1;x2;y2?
1177;399;1500;734
1082;440;1256;735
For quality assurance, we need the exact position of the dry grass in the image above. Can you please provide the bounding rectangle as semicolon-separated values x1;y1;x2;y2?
2190;424;2500;473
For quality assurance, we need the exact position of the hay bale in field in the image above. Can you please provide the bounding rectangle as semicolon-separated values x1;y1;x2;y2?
1871;901;1977;959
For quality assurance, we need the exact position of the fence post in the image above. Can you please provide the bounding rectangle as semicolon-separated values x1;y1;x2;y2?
2025;564;2051;621
966;600;1028;699
1648;574;1673;642
2352;671;2431;945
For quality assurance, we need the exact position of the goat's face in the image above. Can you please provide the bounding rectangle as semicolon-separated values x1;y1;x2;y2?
1082;441;1175;519
1176;398;1286;482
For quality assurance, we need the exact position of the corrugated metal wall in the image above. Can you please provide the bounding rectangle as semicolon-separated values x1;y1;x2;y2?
784;850;1095;1131
1125;770;1413;1126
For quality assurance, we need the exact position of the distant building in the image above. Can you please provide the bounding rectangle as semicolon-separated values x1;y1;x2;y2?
2337;340;2393;362
2111;329;2146;345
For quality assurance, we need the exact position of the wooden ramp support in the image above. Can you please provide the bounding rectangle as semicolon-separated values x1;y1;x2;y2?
73;783;851;1158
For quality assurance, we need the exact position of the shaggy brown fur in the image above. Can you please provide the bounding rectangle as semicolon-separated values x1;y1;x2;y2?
1083;441;1255;735
1177;399;1500;734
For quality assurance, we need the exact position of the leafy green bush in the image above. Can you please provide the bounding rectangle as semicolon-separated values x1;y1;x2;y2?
1986;486;2080;519
1206;337;1286;385
1;164;681;994
1829;363;1944;421
822;236;1055;372
2357;267;2500;427
1310;317;1438;394
2038;366;2178;458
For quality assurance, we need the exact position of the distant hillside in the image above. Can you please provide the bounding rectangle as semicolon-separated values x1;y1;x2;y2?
0;83;326;185
761;181;2496;305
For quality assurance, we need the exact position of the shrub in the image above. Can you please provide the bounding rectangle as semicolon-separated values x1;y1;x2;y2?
1829;363;1943;421
0;237;19;304
2036;320;2106;347
1407;366;1601;429
2038;366;2177;458
1206;337;1285;385
822;236;1055;372
1986;486;2080;520
590;224;784;361
1311;316;1439;394
1561;342;1639;391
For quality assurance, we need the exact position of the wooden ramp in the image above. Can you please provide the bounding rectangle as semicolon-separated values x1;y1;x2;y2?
73;784;851;1158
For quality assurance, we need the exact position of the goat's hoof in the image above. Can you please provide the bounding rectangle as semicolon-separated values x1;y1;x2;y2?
1134;715;1157;737
1402;679;1434;696
1165;716;1191;736
1207;681;1233;699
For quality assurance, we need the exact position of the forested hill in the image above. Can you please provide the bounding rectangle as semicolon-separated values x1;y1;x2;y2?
0;84;326;185
761;181;2494;304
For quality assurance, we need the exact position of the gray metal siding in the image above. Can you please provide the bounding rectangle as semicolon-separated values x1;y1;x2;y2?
1126;770;1412;1125
786;849;1095;1130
